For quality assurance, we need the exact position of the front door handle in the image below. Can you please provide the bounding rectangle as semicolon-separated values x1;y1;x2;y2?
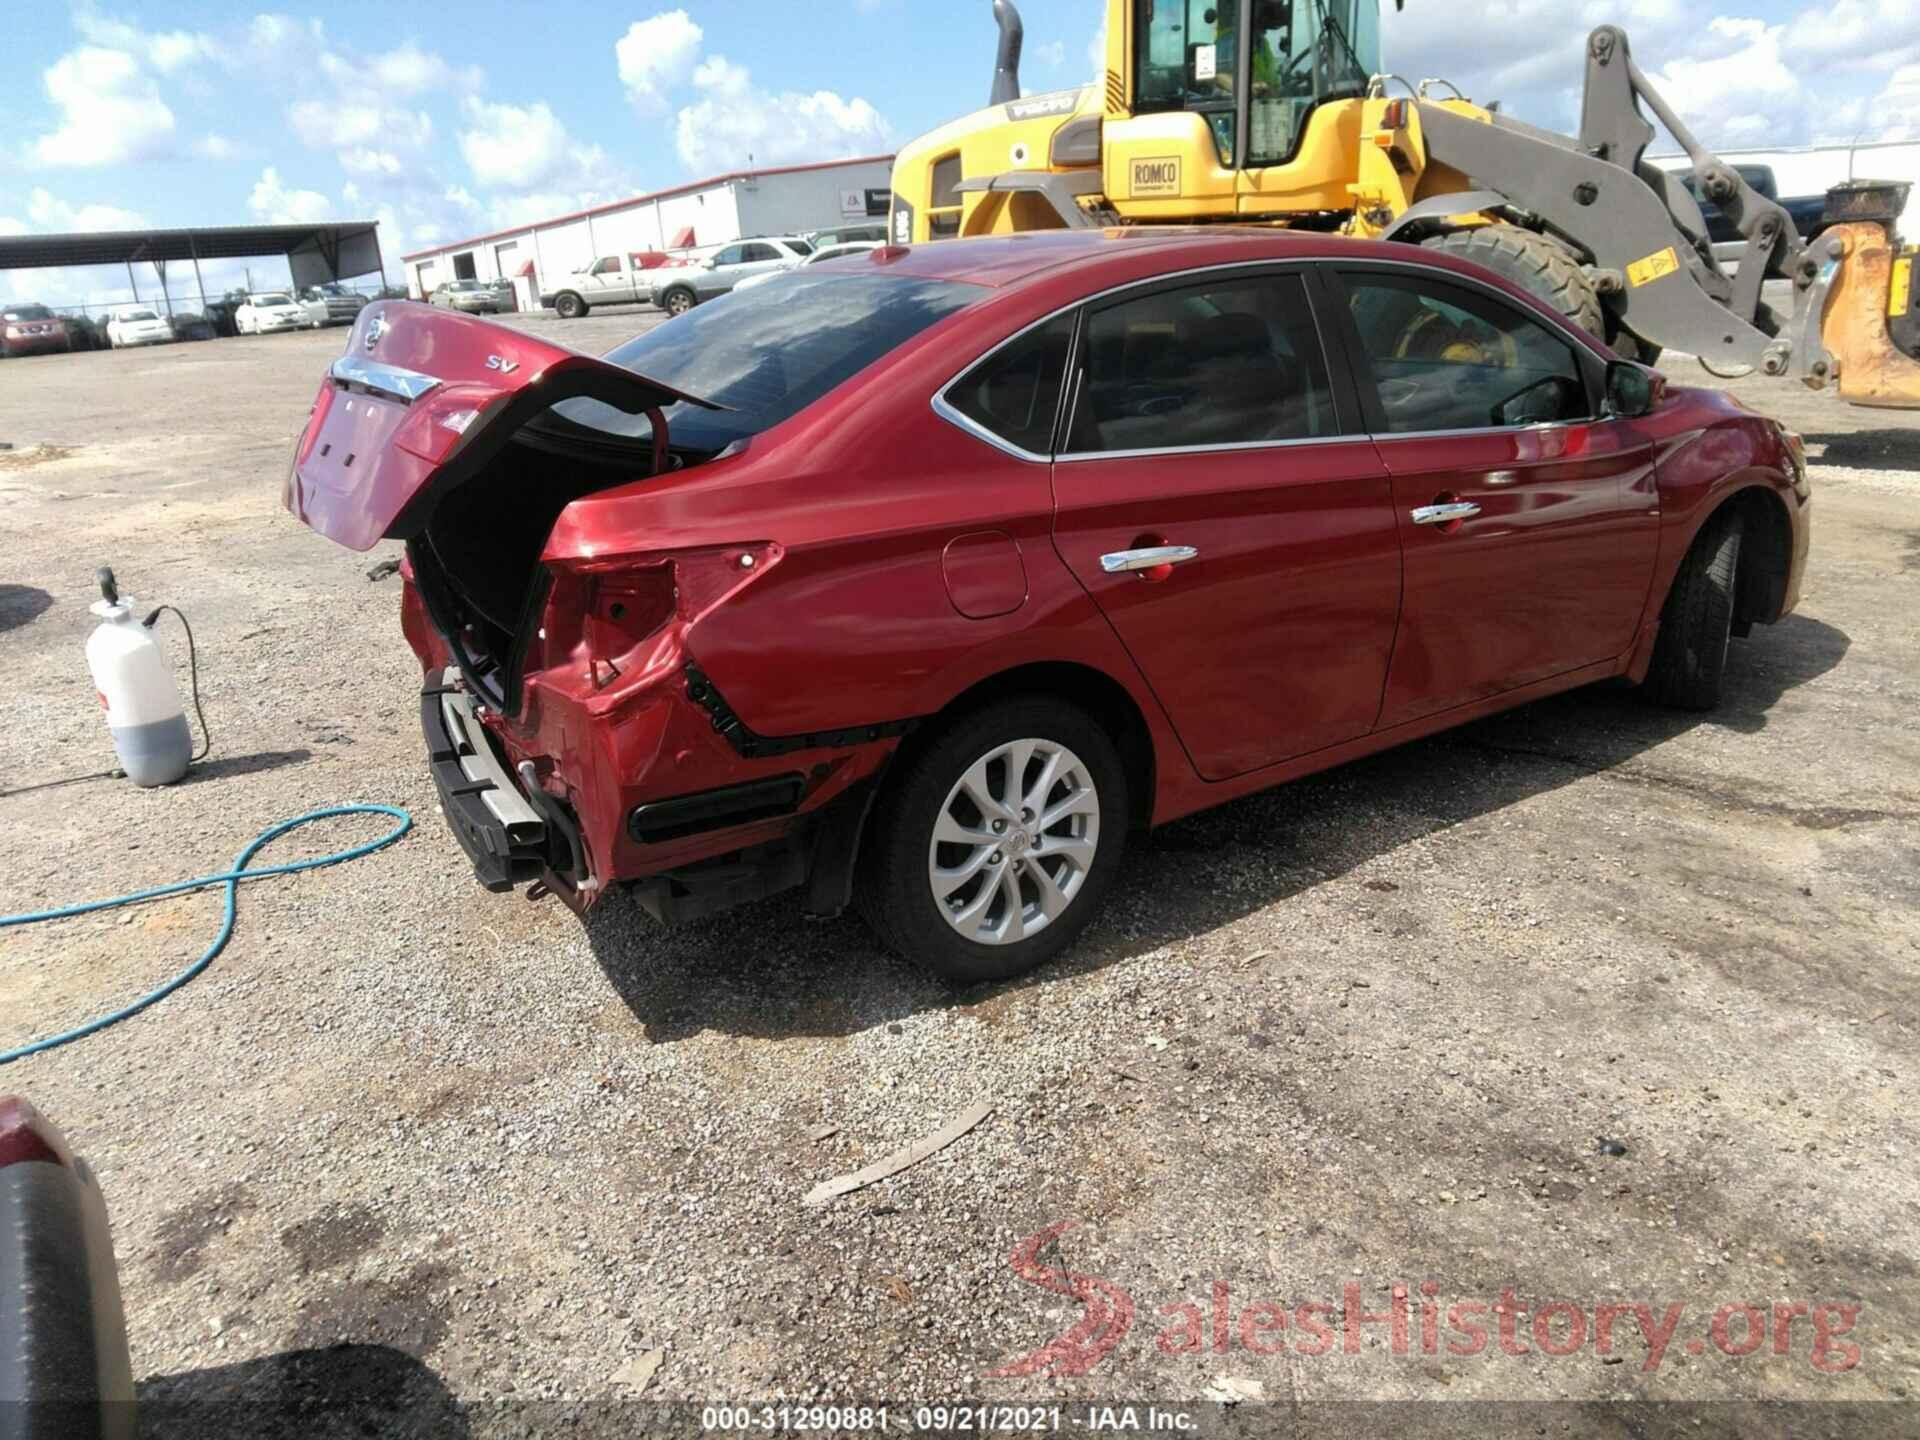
1410;501;1481;526
1100;545;1199;574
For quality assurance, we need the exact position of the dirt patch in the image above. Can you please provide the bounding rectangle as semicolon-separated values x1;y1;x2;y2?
149;1182;259;1285
288;1262;455;1358
279;1203;387;1276
0;443;75;470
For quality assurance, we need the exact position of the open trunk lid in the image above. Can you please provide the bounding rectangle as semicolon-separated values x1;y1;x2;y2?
284;300;717;552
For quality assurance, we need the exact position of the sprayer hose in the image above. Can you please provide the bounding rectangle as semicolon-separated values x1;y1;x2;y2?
0;804;411;1065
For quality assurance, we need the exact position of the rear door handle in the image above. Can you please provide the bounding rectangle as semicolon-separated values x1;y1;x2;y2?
1100;545;1199;573
1410;502;1481;526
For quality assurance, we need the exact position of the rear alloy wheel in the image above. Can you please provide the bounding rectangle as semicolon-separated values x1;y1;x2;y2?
554;291;585;320
1646;508;1744;710
662;288;695;317
858;698;1127;983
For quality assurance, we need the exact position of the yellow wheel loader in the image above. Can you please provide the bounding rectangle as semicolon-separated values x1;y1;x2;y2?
888;0;1920;409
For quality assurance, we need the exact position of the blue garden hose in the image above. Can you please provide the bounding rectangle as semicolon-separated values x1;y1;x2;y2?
1;804;411;1065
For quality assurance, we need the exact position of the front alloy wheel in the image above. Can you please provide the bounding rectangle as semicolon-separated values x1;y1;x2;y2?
859;697;1127;983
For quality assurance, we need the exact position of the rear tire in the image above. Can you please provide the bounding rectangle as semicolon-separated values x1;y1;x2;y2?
857;697;1127;984
1646;509;1744;710
554;291;585;319
1422;225;1605;342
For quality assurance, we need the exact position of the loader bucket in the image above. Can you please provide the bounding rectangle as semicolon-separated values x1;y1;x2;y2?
1823;222;1920;410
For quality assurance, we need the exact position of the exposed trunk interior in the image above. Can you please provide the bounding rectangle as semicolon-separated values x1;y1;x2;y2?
409;427;682;713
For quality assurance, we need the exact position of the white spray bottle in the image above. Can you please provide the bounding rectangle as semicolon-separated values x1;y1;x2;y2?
86;567;192;787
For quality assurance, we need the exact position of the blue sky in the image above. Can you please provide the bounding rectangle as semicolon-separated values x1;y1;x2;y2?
4;1;1917;307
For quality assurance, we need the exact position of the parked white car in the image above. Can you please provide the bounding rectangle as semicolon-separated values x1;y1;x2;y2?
104;306;174;348
730;241;882;294
235;293;305;335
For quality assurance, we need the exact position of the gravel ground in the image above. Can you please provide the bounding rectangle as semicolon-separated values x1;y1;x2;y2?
1;307;1917;1437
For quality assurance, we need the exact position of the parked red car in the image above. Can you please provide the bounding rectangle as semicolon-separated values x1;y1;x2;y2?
287;228;1809;981
1;304;72;357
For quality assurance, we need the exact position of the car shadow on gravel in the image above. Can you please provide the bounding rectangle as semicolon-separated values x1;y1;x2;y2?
0;583;52;633
1802;428;1920;473
135;1342;467;1438
581;615;1850;1038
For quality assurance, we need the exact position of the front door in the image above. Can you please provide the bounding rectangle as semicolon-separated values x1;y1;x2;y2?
1048;268;1402;781
1329;266;1661;727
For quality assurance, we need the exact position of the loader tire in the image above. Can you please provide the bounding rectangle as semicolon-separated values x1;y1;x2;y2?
1422;225;1605;345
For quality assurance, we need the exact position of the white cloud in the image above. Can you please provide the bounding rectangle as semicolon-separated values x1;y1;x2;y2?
288;98;433;153
1032;40;1066;70
369;43;482;96
30;46;176;167
248;166;332;224
674;54;889;173
616;10;704;113
458;95;609;190
195;134;236;160
17;186;147;231
340;147;404;178
73;10;220;72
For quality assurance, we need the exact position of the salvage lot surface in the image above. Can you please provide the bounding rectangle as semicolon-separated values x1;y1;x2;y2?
1;311;1917;1431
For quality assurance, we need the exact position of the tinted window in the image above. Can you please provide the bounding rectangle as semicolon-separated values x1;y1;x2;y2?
4;305;54;321
785;238;814;256
739;243;781;263
1342;272;1590;433
711;245;746;266
554;273;980;453
945;313;1074;455
1066;272;1336;453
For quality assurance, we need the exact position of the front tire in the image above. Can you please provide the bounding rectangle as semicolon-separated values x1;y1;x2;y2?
1646;508;1744;710
661;287;695;317
857;698;1127;984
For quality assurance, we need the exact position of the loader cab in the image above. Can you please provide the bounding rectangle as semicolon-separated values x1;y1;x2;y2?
1132;0;1379;169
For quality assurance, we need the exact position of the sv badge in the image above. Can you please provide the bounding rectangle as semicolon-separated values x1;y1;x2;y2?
485;354;519;374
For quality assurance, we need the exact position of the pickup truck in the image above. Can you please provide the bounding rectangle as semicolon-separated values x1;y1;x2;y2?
544;252;680;320
1679;164;1828;251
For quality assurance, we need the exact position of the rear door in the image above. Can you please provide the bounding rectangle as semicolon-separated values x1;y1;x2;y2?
1325;264;1661;727
1045;266;1402;780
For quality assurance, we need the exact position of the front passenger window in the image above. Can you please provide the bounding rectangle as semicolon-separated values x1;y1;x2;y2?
1341;272;1591;433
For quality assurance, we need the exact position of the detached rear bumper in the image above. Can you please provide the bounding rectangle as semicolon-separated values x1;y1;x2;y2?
421;675;589;899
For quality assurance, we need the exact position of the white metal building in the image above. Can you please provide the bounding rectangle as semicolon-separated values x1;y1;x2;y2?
401;155;894;298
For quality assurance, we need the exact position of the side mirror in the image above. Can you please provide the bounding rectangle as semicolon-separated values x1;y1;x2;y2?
1605;361;1655;418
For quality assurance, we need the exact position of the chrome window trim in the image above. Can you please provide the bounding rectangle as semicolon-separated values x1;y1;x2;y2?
330;354;441;403
1055;432;1359;464
927;251;1612;461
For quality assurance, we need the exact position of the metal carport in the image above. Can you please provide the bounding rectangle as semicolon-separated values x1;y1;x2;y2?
0;221;384;319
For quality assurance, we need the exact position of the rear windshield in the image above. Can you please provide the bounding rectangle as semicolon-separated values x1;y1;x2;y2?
555;272;979;452
122;309;159;321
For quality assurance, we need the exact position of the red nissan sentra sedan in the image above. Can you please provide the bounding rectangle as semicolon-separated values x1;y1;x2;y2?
286;228;1809;982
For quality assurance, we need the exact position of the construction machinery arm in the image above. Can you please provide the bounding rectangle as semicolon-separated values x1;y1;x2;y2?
1400;25;1920;406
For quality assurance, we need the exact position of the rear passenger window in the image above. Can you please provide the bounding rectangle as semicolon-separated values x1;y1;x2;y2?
1064;273;1335;454
943;313;1075;456
1341;272;1591;433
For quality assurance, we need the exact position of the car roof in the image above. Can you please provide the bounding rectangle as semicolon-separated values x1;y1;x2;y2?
869;227;1435;291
